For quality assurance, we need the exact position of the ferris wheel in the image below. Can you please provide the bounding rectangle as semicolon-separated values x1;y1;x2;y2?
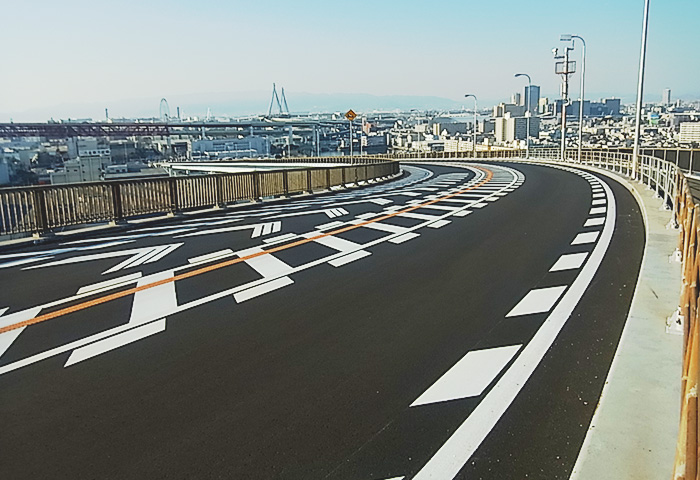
159;98;170;122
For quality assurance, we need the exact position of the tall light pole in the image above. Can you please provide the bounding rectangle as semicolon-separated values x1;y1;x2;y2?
562;34;586;162
633;0;651;179
465;94;478;157
554;44;576;162
514;73;531;159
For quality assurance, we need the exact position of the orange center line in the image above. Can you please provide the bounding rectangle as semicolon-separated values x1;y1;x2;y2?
0;167;495;334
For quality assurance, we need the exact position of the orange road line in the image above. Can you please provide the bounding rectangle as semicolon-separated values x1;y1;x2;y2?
0;167;494;334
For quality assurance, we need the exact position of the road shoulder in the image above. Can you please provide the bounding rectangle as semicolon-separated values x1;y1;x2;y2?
567;165;683;480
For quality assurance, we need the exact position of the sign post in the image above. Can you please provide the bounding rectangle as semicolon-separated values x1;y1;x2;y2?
345;109;357;158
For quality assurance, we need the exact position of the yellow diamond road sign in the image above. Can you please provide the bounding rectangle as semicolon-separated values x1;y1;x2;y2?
345;109;357;121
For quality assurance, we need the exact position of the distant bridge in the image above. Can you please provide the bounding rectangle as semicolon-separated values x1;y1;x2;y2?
0;119;348;139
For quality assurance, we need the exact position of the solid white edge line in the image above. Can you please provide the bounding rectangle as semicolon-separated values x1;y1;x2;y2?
412;168;616;480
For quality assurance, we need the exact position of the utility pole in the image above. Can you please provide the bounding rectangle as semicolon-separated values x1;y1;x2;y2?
554;44;576;162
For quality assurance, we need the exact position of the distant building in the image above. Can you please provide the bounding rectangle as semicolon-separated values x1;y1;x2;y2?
493;102;525;118
679;122;700;143
494;113;540;143
50;156;109;184
432;122;469;136
479;119;495;134
192;136;271;159
511;93;522;106
663;88;672;106
524;85;540;114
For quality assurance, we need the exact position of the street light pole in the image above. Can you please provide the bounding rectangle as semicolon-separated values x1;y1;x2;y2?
514;73;531;159
562;34;586;162
465;94;478;157
633;0;651;180
554;43;575;163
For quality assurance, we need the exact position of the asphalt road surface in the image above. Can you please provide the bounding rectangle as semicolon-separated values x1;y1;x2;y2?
0;161;644;479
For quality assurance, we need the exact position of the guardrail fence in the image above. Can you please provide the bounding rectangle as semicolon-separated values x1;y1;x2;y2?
0;162;398;237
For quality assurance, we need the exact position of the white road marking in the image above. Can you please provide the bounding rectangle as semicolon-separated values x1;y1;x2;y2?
252;222;282;238
22;244;183;275
590;206;606;215
572;231;600;245
506;286;567;317
188;249;235;265
130;271;177;325
411;345;522;407
361;222;409;234
591;198;606;206
0;256;54;269
146;243;183;264
238;247;293;278
0;163;518;374
415;205;459;213
262;233;298;245
77;272;143;295
472;202;488;208
550;253;588;272
427;220;451;229
369;198;393;205
234;277;294;303
0;307;42;357
64;319;166;367
398;212;442;221
178;222;279;239
328;251;372;267
452;210;472;217
412;173;616;480
592;192;605;198
356;212;383;220
389;233;420;244
584;217;605;227
316;221;346;231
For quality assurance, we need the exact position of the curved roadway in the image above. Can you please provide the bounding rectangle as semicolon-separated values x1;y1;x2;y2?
0;161;644;479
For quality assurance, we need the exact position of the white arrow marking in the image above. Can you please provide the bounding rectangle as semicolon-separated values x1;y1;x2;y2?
23;243;183;275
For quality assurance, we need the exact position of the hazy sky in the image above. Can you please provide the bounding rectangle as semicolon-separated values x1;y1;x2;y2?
1;0;698;120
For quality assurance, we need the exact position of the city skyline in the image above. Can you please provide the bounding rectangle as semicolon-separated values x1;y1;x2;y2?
1;0;698;121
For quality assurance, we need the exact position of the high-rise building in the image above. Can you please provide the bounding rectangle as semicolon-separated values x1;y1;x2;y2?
511;93;522;106
524;85;540;114
663;88;672;105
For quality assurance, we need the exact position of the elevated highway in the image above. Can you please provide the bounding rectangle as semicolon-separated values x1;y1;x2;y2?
0;157;685;479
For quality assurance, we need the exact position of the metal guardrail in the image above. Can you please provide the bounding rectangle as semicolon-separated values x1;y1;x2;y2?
0;162;399;237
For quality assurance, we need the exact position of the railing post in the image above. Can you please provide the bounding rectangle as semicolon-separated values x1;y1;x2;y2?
111;183;124;223
31;189;50;237
215;174;224;208
283;170;289;196
253;171;262;200
306;169;313;193
168;177;180;215
342;166;347;186
326;169;331;189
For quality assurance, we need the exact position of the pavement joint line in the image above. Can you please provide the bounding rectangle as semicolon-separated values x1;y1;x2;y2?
0;166;496;335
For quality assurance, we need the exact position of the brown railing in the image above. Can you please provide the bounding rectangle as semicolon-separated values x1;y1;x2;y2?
0;162;399;237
